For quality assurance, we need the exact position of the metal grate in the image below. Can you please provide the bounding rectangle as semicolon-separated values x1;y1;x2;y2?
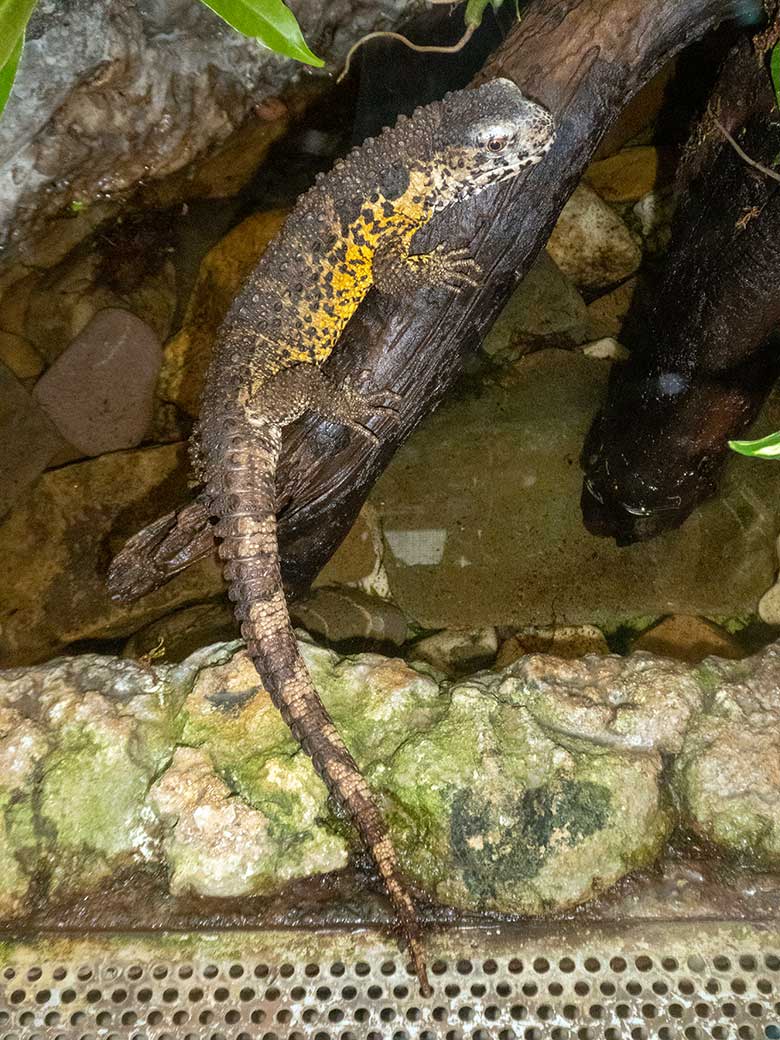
0;922;778;1039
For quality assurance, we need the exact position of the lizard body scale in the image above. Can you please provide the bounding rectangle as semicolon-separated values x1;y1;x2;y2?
192;79;555;992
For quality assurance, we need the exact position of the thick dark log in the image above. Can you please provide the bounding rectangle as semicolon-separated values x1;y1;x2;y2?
274;0;755;594
581;31;780;545
108;0;755;604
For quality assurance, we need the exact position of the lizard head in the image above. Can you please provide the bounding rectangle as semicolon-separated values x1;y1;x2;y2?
431;78;555;205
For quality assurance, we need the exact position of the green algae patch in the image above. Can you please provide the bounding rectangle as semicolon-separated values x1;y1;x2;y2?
381;677;671;915
0;791;35;915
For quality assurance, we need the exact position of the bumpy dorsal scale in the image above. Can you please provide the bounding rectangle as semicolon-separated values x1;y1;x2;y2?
193;78;555;993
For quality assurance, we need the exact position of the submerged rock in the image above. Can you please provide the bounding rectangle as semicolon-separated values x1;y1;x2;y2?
290;586;408;646
0;360;67;518
2;636;777;919
633;615;744;663
373;349;780;630
495;624;609;666
409;627;498;676
481;250;589;360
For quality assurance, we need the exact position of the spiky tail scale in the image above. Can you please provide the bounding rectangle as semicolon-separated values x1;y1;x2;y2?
207;417;430;995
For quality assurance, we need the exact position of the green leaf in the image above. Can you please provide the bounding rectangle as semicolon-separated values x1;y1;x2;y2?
772;42;780;112
0;0;37;70
465;0;493;26
729;429;780;458
198;0;323;67
0;31;22;117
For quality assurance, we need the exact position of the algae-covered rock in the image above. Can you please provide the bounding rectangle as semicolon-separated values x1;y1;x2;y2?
1;638;779;919
382;659;674;915
150;745;346;898
0;706;48;915
0;654;183;905
674;645;780;866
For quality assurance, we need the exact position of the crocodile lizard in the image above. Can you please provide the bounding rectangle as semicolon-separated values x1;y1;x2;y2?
192;79;554;991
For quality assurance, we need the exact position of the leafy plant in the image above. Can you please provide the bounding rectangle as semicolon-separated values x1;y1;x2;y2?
0;0;37;118
771;41;780;112
199;0;322;67
0;0;321;120
729;429;780;459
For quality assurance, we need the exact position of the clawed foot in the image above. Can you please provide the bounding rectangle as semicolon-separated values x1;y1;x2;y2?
319;374;402;448
427;243;482;291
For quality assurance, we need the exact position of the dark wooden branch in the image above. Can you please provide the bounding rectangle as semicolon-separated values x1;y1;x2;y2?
581;30;780;544
275;0;747;594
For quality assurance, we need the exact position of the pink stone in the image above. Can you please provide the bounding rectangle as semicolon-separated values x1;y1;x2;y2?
33;308;162;456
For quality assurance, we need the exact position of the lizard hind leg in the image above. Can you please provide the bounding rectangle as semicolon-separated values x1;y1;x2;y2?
246;363;399;446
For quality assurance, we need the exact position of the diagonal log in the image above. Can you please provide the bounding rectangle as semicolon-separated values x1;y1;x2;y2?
274;0;753;594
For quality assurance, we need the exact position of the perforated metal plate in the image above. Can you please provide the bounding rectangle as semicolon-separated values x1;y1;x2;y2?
0;922;778;1040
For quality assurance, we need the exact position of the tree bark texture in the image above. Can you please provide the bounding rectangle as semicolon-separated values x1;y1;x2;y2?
581;30;780;545
274;0;751;594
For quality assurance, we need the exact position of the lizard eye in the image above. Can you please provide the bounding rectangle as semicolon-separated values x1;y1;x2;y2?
486;135;508;153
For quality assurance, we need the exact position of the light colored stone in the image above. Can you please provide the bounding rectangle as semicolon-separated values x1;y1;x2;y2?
584;146;671;203
150;746;346;898
410;627;497;676
158;209;287;417
633;189;677;254
580;337;630;360
496;625;609;667
290;586;408;646
674;645;780;865
482;250;589;361
633;615;744;663
32;308;162;456
0;653;175;903
372;349;780;630
547;184;643;290
0;443;223;666
1;637;779;916
314;505;382;588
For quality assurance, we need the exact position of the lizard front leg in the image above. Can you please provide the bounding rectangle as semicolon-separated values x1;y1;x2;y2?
372;233;482;296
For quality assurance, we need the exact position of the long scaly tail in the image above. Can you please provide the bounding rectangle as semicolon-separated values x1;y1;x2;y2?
207;416;431;995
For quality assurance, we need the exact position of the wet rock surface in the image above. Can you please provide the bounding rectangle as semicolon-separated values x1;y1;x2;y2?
32;308;162;456
481;251;589;361
0;443;223;666
0;360;68;518
0;0;412;267
373;349;780;629
0;636;778;920
673;644;780;866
